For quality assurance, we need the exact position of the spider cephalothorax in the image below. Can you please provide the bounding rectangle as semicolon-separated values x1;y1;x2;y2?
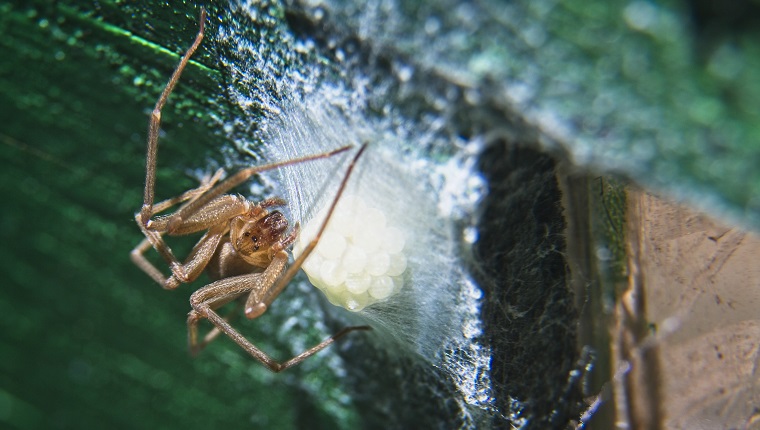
232;207;291;265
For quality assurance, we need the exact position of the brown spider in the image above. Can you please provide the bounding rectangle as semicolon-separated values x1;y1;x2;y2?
130;8;370;372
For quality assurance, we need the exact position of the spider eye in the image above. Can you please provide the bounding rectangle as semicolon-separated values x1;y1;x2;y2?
252;236;260;251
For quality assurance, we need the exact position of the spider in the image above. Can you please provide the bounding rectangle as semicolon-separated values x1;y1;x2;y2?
130;8;370;372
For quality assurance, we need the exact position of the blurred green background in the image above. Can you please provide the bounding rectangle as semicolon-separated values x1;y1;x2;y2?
2;0;759;429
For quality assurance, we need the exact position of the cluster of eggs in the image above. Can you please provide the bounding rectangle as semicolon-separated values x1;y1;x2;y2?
293;194;407;311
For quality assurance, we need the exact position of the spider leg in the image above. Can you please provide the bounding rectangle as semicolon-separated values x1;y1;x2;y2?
260;197;286;209
197;299;245;351
148;194;248;235
187;254;370;372
131;237;167;286
141;8;207;226
131;222;227;289
151;168;225;215
194;304;369;372
136;166;224;249
187;276;252;356
242;232;296;317
187;264;285;364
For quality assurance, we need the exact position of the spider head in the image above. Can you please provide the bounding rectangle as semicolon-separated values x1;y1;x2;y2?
233;210;289;265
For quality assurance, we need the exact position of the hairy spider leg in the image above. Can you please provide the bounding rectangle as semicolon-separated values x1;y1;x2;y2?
140;8;207;227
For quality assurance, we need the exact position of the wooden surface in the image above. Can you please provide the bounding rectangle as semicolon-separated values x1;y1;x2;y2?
617;191;760;429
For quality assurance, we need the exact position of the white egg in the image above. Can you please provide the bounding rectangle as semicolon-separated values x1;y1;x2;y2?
363;207;386;230
341;245;367;274
381;227;406;254
319;260;347;288
316;231;346;260
369;276;394;299
353;227;383;254
365;252;390;276
345;272;371;294
386;252;407;276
